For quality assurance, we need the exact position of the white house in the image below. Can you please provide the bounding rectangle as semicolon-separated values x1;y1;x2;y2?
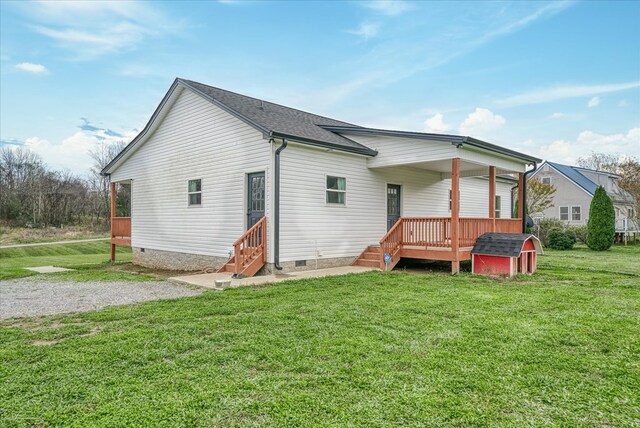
102;78;541;275
529;161;638;234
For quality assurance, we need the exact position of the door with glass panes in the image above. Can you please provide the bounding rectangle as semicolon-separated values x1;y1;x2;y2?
247;172;265;230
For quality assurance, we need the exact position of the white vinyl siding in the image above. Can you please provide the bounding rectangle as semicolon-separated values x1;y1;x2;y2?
279;143;514;262
110;87;271;258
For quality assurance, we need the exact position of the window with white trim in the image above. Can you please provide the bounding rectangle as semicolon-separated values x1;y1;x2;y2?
495;195;502;218
188;179;202;206
542;177;551;185
572;206;581;221
326;176;346;204
560;206;569;221
449;190;452;211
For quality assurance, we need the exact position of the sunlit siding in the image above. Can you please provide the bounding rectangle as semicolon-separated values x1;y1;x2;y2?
279;143;510;262
110;87;271;258
353;134;458;168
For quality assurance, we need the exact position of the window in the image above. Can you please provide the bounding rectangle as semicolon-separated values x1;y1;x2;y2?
630;208;635;218
542;177;551;186
495;195;502;218
572;206;581;221
560;206;569;221
188;179;202;206
449;190;452;211
326;176;346;204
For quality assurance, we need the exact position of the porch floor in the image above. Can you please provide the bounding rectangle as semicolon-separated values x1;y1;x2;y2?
169;266;376;289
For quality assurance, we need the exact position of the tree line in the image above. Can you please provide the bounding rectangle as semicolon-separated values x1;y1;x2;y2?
0;142;126;229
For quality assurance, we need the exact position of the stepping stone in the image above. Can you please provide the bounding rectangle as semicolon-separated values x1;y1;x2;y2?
24;266;75;273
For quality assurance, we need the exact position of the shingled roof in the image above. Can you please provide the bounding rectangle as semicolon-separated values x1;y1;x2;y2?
471;233;542;257
180;79;377;156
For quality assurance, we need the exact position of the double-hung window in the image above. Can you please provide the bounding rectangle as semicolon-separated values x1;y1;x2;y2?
571;206;581;221
188;179;202;206
560;206;569;221
495;195;502;218
326;176;346;205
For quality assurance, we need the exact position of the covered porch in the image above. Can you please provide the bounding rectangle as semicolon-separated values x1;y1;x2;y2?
355;157;527;273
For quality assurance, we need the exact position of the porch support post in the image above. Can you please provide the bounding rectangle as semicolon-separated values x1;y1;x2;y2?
110;182;116;262
517;173;525;221
451;158;460;274
489;166;496;231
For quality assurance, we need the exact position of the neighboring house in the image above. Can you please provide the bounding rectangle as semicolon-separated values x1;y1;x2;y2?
102;78;540;275
529;161;638;233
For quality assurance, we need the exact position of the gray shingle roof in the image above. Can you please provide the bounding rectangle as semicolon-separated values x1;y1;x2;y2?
545;161;634;202
180;79;377;156
546;161;599;195
471;233;541;257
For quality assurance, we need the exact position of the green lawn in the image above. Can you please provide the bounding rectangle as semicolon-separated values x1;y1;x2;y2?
0;241;133;280
1;246;639;427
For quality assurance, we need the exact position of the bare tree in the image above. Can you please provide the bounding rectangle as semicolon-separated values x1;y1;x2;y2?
88;141;127;222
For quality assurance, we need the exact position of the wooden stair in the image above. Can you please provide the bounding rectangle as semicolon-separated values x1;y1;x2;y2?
352;245;382;269
217;217;267;278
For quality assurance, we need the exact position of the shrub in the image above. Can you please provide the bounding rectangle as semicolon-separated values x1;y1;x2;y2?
548;227;577;250
587;186;615;251
571;225;588;244
536;218;565;246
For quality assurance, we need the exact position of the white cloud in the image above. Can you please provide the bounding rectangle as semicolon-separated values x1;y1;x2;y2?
587;96;600;108
21;1;184;60
15;62;48;74
496;81;640;107
618;100;628;107
536;128;640;164
364;0;413;16
423;113;451;133
348;22;380;40
21;134;96;172
459;108;506;136
550;112;564;119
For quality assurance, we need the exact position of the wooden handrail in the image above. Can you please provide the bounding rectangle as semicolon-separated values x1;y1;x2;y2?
379;218;403;270
379;217;525;269
233;217;267;276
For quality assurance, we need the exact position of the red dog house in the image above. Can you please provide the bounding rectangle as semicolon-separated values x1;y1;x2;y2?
471;233;543;277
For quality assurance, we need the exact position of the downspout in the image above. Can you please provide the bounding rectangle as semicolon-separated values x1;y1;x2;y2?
522;162;538;233
274;138;288;270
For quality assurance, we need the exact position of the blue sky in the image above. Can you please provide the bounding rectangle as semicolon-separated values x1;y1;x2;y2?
1;0;639;174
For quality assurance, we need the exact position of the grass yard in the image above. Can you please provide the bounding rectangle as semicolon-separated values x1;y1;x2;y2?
0;226;109;245
0;241;134;281
1;246;639;426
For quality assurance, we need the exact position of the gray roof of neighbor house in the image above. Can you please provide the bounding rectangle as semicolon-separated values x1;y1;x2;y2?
102;78;541;174
543;161;633;202
471;233;542;257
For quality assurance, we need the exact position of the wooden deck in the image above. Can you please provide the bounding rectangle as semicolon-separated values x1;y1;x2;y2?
354;217;522;272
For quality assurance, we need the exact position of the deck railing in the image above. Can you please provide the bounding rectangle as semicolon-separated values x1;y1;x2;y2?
111;217;131;239
233;217;267;276
379;216;522;268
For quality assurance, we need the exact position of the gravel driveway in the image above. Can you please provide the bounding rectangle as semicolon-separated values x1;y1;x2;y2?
0;277;202;320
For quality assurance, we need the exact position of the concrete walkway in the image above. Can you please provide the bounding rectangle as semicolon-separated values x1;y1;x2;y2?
170;266;377;289
0;237;109;249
